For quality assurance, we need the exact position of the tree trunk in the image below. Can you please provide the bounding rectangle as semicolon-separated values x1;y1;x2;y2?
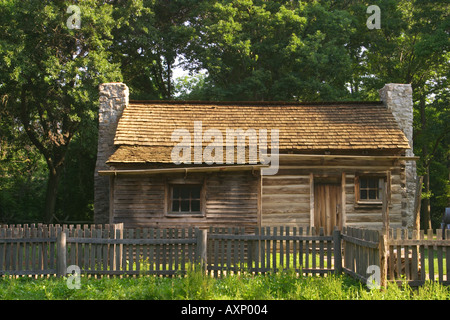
413;176;423;235
167;60;172;99
423;166;432;230
419;94;432;230
44;165;63;223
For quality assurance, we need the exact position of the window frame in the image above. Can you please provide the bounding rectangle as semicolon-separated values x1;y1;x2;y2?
354;173;390;206
165;178;206;217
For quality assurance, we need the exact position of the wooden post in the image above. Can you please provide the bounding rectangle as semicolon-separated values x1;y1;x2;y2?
309;173;314;228
380;176;390;288
196;229;207;272
341;172;346;229
379;233;388;289
56;231;67;277
109;175;115;224
253;228;260;272
381;177;390;234
411;176;423;282
333;228;342;274
115;226;123;272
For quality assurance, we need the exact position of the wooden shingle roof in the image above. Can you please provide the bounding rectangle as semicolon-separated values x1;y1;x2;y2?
107;101;410;164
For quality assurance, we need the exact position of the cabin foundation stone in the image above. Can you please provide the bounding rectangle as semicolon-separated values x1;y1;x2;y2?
94;83;129;224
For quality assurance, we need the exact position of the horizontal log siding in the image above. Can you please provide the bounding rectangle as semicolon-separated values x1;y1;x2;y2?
112;171;259;230
111;157;407;230
262;158;407;230
205;173;259;232
262;175;311;227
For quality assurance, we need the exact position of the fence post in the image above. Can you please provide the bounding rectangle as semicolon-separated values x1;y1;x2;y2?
56;231;67;277
115;225;123;271
196;229;208;272
333;228;342;274
378;233;388;288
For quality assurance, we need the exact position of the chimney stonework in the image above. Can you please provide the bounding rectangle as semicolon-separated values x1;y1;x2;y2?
379;83;417;229
94;83;129;224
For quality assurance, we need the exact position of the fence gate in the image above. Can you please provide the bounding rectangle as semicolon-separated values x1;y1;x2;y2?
341;227;381;285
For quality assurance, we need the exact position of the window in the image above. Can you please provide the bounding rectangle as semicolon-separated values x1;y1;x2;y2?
355;175;386;204
169;184;202;214
359;177;382;201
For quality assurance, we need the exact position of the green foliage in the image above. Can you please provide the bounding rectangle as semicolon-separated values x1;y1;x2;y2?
0;0;123;222
0;107;47;223
111;0;198;100
54;120;98;222
173;72;208;100
183;0;355;101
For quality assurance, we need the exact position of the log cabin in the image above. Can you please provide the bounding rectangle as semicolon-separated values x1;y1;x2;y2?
94;83;418;234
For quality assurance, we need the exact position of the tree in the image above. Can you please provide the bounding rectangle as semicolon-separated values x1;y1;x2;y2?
111;0;197;100
0;0;122;222
183;0;355;101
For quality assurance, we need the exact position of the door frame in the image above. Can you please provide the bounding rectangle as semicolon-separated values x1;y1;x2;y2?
310;172;346;233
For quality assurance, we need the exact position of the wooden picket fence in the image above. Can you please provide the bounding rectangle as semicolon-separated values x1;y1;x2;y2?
0;223;60;276
207;226;341;277
341;227;450;286
387;228;450;286
62;225;200;277
0;223;449;287
0;223;199;277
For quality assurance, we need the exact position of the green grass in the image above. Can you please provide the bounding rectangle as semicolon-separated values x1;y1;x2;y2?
422;249;448;277
0;269;448;300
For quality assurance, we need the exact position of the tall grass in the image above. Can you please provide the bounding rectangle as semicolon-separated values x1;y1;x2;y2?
0;269;448;300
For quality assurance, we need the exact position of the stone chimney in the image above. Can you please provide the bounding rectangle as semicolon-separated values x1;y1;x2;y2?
94;83;129;224
379;83;416;228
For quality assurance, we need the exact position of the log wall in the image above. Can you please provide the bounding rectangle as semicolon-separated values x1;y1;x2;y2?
111;171;259;230
261;157;408;230
110;157;409;231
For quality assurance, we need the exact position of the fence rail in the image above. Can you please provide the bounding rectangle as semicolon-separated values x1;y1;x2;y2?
0;223;449;287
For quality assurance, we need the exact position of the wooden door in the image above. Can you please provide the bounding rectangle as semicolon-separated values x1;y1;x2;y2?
314;183;342;235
